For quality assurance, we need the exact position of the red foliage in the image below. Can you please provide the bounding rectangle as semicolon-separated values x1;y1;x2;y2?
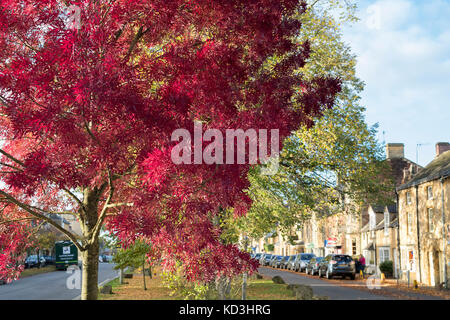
0;0;340;282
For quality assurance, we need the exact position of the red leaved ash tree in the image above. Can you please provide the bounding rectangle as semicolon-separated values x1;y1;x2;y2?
0;0;340;299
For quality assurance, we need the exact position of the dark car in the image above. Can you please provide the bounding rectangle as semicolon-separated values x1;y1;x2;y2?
305;257;324;275
42;256;55;265
318;254;356;280
24;255;46;268
293;253;316;272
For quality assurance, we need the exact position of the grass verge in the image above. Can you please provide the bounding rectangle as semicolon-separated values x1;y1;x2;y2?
246;279;295;300
20;265;57;278
99;270;295;300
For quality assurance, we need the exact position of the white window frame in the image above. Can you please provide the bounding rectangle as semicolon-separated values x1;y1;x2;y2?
407;212;413;235
379;247;390;263
428;208;434;233
427;186;433;200
406;192;412;204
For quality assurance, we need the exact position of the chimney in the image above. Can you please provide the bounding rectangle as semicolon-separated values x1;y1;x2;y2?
386;143;404;159
436;142;450;157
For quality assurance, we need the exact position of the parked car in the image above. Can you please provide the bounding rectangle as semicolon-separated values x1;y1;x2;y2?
270;255;284;268
285;255;296;270
279;256;290;269
253;253;262;263
305;257;324;275
260;254;273;266
268;255;278;267
24;255;46;268
293;253;316;272
318;254;356;280
42;256;55;265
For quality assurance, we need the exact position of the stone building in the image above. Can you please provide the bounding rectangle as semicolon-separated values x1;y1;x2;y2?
397;143;450;287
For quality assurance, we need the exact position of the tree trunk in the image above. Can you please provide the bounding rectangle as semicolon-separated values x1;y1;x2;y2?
81;238;99;300
142;260;147;290
215;276;231;300
79;187;102;300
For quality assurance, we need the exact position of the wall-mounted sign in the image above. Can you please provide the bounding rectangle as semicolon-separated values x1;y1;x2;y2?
447;225;450;245
325;238;337;247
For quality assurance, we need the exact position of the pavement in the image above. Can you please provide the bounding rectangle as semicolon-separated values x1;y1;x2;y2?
0;263;118;300
258;267;391;300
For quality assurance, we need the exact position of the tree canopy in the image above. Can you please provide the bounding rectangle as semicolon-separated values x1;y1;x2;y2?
0;0;340;298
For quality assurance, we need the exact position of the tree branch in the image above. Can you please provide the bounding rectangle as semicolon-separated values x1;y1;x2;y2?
88;169;114;245
105;202;134;208
0;190;85;251
0;149;25;167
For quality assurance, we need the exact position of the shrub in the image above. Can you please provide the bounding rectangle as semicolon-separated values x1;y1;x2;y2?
379;260;393;276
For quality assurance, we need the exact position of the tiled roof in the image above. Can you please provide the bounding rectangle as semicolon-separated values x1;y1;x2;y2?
398;150;450;190
361;223;369;232
390;218;399;228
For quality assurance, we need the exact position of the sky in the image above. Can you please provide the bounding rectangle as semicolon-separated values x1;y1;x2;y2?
340;0;450;167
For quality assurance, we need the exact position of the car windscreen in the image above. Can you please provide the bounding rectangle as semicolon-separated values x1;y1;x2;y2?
334;255;353;262
301;254;314;260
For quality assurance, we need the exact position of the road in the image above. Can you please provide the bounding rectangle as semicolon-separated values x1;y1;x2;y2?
0;263;118;300
258;267;391;300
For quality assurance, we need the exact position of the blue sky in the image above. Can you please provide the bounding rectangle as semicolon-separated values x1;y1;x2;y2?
341;0;450;166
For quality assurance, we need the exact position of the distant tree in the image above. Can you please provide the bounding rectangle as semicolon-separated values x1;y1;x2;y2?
112;240;152;290
237;0;394;239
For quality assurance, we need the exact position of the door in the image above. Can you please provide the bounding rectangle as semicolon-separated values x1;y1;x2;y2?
429;252;435;286
432;251;440;287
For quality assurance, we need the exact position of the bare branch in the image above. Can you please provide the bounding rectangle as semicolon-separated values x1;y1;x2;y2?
105;202;134;208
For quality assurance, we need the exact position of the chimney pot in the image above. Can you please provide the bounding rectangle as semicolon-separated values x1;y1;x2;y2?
386;143;404;159
436;142;450;157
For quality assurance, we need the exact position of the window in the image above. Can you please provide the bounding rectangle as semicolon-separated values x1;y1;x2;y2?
407;212;413;235
428;208;434;232
352;241;357;255
427;186;433;200
379;247;390;263
406;192;412;204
